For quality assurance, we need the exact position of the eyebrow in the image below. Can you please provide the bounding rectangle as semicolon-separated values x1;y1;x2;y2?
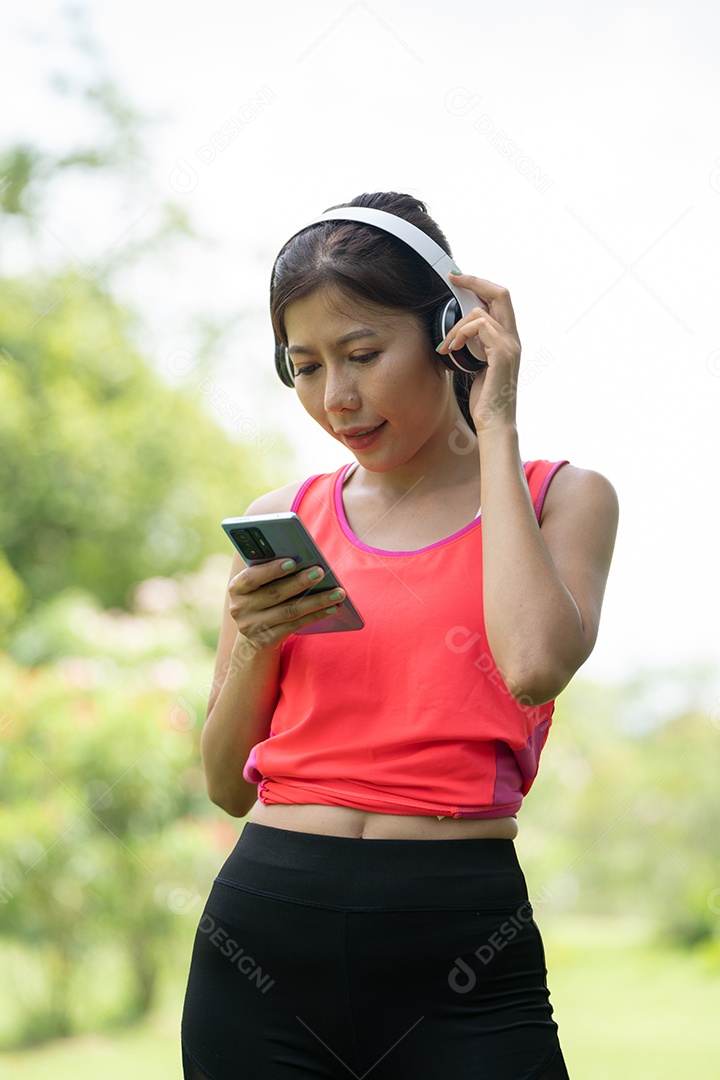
287;328;380;356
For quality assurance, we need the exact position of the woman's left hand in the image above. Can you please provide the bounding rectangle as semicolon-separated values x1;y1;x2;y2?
436;273;522;431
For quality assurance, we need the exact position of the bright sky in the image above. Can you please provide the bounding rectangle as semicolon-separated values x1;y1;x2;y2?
2;0;719;700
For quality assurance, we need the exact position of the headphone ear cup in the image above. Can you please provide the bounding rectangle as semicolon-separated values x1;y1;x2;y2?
274;343;295;387
433;298;487;373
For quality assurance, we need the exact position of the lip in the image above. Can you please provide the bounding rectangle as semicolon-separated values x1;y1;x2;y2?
335;420;387;450
334;423;384;436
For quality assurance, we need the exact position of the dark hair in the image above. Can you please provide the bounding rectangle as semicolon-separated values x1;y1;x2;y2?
270;191;476;433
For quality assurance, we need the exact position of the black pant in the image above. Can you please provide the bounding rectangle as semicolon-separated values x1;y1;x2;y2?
181;822;569;1079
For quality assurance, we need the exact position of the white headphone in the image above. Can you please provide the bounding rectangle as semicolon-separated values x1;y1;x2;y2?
273;205;488;386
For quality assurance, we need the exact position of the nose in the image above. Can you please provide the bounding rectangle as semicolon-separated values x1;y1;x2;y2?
323;365;360;414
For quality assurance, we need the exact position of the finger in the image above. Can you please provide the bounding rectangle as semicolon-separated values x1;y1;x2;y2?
450;317;502;358
247;586;345;643
232;566;341;624
273;585;345;626
440;309;520;357
229;557;313;596
448;272;519;339
247;598;346;651
232;569;329;633
436;311;496;355
270;566;337;611
448;271;511;303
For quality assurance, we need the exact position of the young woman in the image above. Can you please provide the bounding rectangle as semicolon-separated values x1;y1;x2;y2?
181;191;618;1080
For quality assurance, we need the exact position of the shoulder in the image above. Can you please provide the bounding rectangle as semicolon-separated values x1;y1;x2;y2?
539;463;619;555
245;464;349;515
541;463;618;521
243;479;306;515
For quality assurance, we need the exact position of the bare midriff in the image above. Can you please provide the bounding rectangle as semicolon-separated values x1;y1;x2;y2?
249;801;519;840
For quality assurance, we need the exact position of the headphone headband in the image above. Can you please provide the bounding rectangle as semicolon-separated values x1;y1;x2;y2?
273;204;488;386
288;206;485;323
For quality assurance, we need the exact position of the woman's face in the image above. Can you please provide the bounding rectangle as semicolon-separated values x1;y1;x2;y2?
283;287;459;469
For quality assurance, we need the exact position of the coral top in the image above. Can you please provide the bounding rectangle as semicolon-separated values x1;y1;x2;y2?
244;458;569;819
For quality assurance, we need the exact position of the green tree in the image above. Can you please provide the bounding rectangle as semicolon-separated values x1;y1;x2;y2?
0;273;286;622
0;19;291;634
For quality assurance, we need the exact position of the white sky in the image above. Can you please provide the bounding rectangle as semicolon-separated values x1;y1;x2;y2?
2;0;719;699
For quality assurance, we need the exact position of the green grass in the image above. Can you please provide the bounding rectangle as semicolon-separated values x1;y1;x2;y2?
544;918;720;1080
0;1013;182;1079
1;919;718;1079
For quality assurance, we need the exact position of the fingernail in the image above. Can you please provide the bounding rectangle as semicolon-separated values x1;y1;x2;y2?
328;589;343;602
435;342;446;353
449;268;462;275
308;568;322;581
281;560;295;571
448;339;457;352
324;606;338;615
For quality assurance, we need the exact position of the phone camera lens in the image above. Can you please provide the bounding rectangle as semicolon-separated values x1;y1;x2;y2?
231;527;275;561
232;530;257;559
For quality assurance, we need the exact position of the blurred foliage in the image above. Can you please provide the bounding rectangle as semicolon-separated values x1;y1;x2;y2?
517;671;720;953
0;558;240;1046
0;146;37;217
0;273;284;623
0;20;292;637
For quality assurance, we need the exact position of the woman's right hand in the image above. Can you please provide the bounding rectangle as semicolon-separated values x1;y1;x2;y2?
228;560;345;651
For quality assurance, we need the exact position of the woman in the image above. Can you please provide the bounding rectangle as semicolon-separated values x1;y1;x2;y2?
181;191;618;1079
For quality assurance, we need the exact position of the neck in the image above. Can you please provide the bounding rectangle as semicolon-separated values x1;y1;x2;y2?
352;409;479;503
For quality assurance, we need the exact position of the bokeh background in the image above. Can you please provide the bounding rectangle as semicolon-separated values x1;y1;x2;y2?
1;2;719;1077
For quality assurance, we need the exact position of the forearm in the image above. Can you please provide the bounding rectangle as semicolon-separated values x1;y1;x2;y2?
478;425;587;703
201;635;282;816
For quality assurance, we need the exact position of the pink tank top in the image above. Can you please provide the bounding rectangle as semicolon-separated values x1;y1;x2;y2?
244;459;569;819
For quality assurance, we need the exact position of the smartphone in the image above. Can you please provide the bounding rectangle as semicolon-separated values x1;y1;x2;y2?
221;512;364;634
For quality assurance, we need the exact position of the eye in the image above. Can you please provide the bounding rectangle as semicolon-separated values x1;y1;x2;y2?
293;353;378;378
349;352;379;364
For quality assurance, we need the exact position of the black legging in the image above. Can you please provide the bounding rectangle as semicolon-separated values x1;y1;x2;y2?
181;822;570;1079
